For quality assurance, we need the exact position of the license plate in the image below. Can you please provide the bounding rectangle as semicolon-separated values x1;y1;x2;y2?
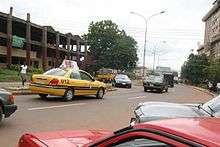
122;83;126;85
150;84;154;86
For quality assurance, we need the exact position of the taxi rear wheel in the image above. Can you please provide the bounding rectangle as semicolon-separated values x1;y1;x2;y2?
96;88;104;99
64;88;74;101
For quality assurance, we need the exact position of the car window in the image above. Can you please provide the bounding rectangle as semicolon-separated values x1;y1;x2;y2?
44;68;67;76
70;71;81;79
80;72;92;81
202;95;220;114
145;75;163;83
115;74;129;80
113;137;169;147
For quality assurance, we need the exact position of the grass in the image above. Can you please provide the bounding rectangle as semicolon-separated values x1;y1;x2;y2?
0;68;21;82
0;68;43;82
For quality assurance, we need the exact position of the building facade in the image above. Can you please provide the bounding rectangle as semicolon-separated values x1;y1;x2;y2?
199;0;220;60
0;7;91;71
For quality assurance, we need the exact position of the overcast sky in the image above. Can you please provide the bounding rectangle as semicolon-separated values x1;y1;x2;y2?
0;0;215;71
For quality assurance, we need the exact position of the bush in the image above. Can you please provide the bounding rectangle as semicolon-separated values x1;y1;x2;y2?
197;83;207;89
28;67;43;74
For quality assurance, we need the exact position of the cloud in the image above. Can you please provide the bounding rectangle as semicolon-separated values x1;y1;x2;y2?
0;0;213;71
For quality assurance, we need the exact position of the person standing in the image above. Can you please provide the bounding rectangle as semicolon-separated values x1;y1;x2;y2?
208;81;213;90
216;82;220;95
20;62;28;86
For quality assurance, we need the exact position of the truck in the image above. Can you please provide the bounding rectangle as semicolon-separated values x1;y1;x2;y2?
163;72;174;87
96;68;117;83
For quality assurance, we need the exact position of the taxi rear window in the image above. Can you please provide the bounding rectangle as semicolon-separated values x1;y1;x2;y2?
44;68;67;76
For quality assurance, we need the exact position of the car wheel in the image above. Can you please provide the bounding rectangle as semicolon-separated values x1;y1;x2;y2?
0;106;3;123
144;87;147;92
158;89;163;93
39;94;48;99
96;88;104;99
165;88;168;92
64;88;74;101
128;85;132;88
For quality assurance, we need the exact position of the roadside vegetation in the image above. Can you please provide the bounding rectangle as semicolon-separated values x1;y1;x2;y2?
0;66;43;82
181;53;220;90
84;20;138;73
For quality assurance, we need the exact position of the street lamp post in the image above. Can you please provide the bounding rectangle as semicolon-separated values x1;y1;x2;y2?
130;11;165;77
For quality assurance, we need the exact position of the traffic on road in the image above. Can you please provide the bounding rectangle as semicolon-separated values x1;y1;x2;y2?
1;0;220;146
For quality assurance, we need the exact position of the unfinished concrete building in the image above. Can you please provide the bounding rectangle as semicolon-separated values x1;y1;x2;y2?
0;7;91;71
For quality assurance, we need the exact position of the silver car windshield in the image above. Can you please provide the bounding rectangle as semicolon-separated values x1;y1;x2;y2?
202;95;220;115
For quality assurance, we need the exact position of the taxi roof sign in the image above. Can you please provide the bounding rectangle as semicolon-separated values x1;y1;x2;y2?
60;60;79;70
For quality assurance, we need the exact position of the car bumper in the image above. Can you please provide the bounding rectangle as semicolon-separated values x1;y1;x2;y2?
30;83;66;96
144;85;164;90
115;83;131;87
4;104;17;118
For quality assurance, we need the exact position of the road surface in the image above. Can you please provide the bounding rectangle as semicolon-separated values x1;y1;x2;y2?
0;84;212;146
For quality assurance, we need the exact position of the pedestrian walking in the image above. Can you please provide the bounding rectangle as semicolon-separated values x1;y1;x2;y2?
208;81;213;90
20;62;28;86
217;82;220;95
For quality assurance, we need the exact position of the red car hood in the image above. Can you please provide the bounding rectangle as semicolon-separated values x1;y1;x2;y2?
19;130;112;147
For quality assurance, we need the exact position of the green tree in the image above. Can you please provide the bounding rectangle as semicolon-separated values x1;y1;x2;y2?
85;20;138;71
206;60;220;84
181;54;209;85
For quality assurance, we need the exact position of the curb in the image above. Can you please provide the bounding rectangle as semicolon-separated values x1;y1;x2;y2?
11;88;117;95
106;88;117;92
12;91;35;95
193;86;217;98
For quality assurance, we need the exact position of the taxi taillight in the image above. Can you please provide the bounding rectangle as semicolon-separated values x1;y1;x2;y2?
9;95;15;104
49;79;59;86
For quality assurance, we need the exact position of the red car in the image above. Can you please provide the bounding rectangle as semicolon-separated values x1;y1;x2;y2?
18;118;220;147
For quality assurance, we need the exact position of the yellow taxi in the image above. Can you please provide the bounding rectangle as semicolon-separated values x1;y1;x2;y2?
30;68;106;101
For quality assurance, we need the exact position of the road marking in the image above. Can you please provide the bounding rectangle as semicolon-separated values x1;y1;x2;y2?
28;103;86;111
128;96;144;100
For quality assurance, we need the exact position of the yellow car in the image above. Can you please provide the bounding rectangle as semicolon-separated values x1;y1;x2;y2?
30;68;106;101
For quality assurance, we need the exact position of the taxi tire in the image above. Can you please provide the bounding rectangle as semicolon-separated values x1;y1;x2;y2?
96;88;104;99
64;88;74;101
39;94;48;99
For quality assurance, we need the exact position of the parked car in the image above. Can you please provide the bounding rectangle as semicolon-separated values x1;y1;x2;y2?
132;94;220;123
112;74;132;88
143;74;168;93
18;118;220;147
0;89;17;123
30;68;106;101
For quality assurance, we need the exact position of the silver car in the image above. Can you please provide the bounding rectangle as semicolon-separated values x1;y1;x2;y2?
132;95;220;123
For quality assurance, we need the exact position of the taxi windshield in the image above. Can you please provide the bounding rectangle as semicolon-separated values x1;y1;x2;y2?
44;68;67;76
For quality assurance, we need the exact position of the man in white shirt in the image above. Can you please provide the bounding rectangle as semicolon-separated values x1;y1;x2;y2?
217;82;220;95
20;62;28;86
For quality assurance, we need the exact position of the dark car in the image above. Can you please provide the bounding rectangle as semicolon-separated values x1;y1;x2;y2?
132;95;220;123
0;89;17;123
113;74;132;88
143;75;168;93
163;73;174;87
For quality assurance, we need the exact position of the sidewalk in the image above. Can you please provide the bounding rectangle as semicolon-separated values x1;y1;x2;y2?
193;86;218;98
0;82;31;95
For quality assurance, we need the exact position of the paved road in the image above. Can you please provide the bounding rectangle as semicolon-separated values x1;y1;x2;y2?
0;84;212;146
